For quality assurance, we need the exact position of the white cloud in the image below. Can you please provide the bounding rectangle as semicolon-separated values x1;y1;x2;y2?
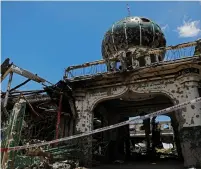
161;24;169;32
177;19;201;38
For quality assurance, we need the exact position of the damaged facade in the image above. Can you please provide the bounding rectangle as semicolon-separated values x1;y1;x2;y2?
1;16;201;169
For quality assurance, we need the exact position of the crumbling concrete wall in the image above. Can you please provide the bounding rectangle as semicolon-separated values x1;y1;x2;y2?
128;72;201;168
73;68;201;167
171;77;201;168
74;91;93;167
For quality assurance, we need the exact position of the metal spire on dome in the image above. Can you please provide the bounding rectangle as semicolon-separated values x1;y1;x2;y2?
126;4;131;17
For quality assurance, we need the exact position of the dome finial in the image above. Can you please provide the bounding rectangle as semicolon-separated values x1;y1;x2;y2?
126;4;131;17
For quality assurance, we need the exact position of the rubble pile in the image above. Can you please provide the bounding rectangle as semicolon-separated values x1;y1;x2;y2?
1;38;201;169
23;160;84;169
23;161;51;169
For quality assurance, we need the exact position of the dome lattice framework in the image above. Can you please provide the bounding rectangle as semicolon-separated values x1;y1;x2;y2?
101;16;167;70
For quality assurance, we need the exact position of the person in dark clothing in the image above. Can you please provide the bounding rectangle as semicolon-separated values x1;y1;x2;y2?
153;123;163;149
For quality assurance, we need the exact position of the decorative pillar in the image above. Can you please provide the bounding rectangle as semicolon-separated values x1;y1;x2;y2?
119;52;127;71
74;93;93;167
145;55;151;66
155;55;159;63
132;57;139;69
175;80;201;168
111;61;117;71
105;60;111;72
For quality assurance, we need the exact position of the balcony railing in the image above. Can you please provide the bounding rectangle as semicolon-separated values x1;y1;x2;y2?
64;40;200;81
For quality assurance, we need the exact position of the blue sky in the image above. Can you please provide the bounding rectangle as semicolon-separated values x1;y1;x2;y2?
1;1;201;91
129;115;171;123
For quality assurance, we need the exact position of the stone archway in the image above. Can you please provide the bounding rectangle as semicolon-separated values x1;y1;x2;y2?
90;90;181;164
74;74;201;167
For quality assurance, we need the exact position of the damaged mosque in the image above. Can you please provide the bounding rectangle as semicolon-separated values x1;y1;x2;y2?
1;13;201;169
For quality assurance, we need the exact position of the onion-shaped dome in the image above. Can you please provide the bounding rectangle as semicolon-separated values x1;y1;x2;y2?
102;16;166;60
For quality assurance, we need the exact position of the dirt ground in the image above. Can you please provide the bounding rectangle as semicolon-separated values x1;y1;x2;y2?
93;160;183;169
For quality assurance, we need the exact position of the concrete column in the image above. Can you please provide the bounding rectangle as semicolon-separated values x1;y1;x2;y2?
151;116;157;161
175;81;201;168
74;96;93;167
68;119;74;136
64;118;69;137
107;111;121;162
124;122;131;160
98;106;109;142
143;118;151;155
170;115;183;160
2;98;26;169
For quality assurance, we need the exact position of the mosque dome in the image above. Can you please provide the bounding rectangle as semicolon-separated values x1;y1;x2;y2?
101;16;166;61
